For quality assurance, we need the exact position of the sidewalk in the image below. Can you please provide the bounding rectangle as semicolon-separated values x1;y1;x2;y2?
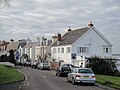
0;62;14;67
0;82;21;90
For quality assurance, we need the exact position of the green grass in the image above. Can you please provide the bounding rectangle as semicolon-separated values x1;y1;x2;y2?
96;75;120;89
0;65;24;84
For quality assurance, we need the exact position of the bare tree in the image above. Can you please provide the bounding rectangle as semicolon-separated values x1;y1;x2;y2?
0;0;10;7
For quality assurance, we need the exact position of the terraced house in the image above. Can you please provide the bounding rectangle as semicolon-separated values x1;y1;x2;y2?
51;22;112;67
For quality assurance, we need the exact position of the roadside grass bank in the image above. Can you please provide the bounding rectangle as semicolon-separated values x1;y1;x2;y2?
96;75;120;89
0;65;24;84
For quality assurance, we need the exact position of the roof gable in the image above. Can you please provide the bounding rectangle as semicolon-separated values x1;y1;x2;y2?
92;27;112;46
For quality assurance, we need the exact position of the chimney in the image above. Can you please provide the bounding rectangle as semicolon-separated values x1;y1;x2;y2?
10;39;14;43
27;38;31;44
68;26;72;32
57;33;61;41
88;21;94;27
57;33;61;45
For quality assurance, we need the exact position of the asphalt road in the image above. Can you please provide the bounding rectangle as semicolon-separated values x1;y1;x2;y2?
20;67;105;90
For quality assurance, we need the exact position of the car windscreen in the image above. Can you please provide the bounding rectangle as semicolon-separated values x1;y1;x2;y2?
78;69;93;73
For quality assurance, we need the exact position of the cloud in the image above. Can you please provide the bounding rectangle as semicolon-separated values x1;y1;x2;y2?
0;0;120;53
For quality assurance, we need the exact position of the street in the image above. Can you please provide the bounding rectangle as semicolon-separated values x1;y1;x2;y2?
20;67;105;90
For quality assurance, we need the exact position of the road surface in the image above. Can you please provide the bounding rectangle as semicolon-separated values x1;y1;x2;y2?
20;67;105;90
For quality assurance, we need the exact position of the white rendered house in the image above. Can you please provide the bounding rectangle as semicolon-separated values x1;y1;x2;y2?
51;22;112;67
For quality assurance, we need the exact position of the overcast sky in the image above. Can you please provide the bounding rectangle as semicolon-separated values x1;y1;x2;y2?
0;0;120;53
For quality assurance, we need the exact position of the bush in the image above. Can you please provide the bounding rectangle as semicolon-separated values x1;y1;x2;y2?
86;56;119;76
0;55;9;62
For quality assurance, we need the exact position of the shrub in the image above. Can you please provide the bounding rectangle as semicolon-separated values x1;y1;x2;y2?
86;56;119;76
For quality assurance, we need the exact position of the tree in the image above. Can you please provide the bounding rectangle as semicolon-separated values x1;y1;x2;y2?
9;50;15;63
86;56;119;76
0;0;10;7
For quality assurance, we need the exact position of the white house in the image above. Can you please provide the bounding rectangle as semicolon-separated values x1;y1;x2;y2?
51;21;112;67
23;42;39;61
17;39;27;58
35;39;52;62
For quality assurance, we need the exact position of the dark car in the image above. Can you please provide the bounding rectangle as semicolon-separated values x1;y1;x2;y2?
56;66;71;77
56;64;77;77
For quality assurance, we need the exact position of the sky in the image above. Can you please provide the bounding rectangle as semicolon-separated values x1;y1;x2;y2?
0;0;120;54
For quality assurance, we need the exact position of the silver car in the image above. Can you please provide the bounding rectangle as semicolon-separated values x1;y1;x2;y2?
67;68;96;85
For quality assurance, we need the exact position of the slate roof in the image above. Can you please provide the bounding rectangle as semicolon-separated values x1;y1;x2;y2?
52;27;90;46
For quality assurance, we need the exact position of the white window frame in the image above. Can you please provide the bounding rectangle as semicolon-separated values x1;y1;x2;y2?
58;48;60;53
66;47;71;53
78;47;89;53
61;48;64;53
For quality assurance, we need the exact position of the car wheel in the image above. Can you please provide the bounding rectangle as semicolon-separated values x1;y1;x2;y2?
72;78;76;85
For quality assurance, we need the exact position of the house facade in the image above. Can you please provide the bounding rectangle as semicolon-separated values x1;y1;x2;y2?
23;42;39;61
0;41;9;56
51;22;112;67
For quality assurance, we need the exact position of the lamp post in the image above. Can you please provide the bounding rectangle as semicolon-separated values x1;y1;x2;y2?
42;36;47;62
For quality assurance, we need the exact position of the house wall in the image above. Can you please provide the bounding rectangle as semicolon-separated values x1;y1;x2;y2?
72;28;112;67
51;45;72;64
35;45;51;61
51;28;112;67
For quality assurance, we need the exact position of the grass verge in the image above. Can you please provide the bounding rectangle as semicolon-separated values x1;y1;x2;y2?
96;75;120;89
0;65;24;84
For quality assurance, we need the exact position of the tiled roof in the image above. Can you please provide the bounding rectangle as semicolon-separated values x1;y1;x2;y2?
51;27;90;46
6;42;19;51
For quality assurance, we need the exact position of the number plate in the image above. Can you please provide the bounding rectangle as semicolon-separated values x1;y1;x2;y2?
84;76;89;78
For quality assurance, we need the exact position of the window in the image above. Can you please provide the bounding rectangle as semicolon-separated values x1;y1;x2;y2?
103;47;109;54
106;48;108;53
58;48;60;53
53;48;56;54
67;47;71;53
78;47;89;53
61;48;64;53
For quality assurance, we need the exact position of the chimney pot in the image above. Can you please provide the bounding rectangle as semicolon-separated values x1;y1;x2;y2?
88;21;93;27
68;26;72;32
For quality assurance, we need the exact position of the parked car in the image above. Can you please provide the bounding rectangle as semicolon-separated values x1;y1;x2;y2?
56;64;76;77
25;59;31;66
37;62;51;70
31;60;39;68
67;68;96;85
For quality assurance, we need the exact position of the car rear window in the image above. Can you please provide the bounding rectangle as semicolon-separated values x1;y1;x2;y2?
62;66;71;71
78;69;93;73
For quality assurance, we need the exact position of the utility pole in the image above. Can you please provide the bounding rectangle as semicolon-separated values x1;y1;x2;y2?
42;36;47;62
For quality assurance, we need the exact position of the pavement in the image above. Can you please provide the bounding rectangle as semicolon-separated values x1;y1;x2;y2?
0;62;14;67
0;82;21;90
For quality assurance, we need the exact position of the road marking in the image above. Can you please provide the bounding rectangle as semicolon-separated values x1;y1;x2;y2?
43;75;47;78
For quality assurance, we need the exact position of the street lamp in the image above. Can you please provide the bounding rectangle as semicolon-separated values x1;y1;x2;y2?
42;36;47;62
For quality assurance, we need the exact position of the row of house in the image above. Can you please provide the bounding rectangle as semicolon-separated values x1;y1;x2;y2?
0;21;115;68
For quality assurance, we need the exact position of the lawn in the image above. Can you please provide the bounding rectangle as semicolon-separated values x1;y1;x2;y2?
96;75;120;89
0;65;24;84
